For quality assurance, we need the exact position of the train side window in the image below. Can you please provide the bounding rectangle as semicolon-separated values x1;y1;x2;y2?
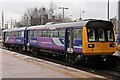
38;30;42;37
34;30;38;37
45;31;47;37
98;28;105;41
47;30;51;37
9;32;11;36
74;29;82;39
17;31;19;36
42;31;46;37
14;32;15;36
12;32;14;36
21;31;24;37
30;30;34;37
88;28;95;41
51;30;53;37
10;32;12;36
18;31;20;37
14;32;17;36
17;31;19;37
59;29;65;38
11;32;12;36
52;30;58;38
42;31;45;37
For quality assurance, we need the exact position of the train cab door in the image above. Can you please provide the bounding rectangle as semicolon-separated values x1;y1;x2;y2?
65;28;74;53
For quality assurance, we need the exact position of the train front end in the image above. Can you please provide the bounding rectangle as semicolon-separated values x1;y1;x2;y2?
82;20;116;56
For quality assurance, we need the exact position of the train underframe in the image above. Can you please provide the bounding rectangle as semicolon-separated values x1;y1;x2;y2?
3;43;115;65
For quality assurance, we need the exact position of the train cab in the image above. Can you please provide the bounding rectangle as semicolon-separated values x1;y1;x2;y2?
82;20;116;55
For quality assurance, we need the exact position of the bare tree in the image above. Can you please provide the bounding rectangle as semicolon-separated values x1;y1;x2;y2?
19;7;48;27
20;8;33;26
48;1;57;19
17;2;72;27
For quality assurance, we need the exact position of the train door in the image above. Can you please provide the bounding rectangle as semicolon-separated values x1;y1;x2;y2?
66;28;74;53
24;28;28;51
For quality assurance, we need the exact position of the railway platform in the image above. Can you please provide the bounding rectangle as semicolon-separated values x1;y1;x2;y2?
1;48;106;79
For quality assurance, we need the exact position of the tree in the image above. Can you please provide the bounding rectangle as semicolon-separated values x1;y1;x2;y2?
48;1;57;19
19;7;48;27
17;2;72;27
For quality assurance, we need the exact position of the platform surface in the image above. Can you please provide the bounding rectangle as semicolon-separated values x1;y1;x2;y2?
1;49;105;79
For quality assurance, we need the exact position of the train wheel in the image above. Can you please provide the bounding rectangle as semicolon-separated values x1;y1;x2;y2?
7;47;9;50
31;47;38;57
65;53;75;64
18;46;23;53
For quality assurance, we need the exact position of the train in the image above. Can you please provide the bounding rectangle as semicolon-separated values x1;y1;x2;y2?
2;20;116;64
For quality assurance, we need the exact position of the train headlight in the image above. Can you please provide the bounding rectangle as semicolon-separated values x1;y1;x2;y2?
88;44;95;48
109;43;115;47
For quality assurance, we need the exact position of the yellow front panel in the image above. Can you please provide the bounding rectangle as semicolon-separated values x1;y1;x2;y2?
82;27;116;55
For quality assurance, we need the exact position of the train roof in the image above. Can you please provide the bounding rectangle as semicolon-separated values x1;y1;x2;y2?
26;25;46;30
47;21;88;29
3;27;26;32
26;21;88;30
3;20;113;32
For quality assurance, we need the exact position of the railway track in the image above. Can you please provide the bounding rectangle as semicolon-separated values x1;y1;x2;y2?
2;47;120;79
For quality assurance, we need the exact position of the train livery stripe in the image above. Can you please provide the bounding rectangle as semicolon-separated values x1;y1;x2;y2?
74;46;82;48
52;38;64;46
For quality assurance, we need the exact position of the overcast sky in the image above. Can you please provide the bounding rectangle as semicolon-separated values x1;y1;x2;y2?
0;0;119;24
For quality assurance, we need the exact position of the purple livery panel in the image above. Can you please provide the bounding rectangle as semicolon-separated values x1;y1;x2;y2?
37;37;65;52
5;36;25;45
73;47;82;54
29;37;82;54
29;37;65;52
6;36;16;44
15;37;25;45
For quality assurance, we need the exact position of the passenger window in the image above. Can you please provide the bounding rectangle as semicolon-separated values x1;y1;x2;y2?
38;30;42;37
52;30;58;38
30;30;34;37
34;31;38;37
59;29;65;38
88;28;95;41
42;31;46;37
74;29;82;39
47;30;51;37
44;31;47;37
19;31;22;37
21;31;24;37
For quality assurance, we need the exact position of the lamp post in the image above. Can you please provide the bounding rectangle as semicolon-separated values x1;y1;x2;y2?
59;7;68;22
2;11;4;29
107;0;109;20
80;10;85;20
